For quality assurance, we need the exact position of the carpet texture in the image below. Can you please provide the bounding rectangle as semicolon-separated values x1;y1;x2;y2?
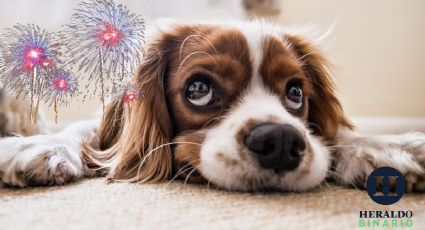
1;178;424;230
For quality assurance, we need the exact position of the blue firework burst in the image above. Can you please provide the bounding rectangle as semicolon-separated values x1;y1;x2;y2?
44;69;79;106
61;0;145;103
0;24;61;97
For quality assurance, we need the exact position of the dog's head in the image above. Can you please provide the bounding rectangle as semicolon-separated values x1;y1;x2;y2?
94;20;352;191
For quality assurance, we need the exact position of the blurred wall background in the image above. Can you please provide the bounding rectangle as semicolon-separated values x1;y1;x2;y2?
277;0;425;118
0;0;424;126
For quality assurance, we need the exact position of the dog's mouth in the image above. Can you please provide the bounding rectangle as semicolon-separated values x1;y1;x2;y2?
171;132;326;192
200;127;330;191
171;112;330;191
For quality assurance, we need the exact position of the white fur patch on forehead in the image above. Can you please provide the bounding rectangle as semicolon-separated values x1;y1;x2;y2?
207;20;289;85
223;20;282;80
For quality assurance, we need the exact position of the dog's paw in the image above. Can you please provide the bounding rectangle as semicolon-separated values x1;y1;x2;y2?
394;132;425;191
0;136;84;187
334;132;425;192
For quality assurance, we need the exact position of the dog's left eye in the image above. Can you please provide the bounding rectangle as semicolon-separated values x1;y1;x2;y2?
186;80;214;106
285;85;303;110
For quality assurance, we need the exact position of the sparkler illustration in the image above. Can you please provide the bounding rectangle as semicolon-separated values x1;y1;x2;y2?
43;69;79;123
112;82;142;121
62;0;145;110
0;24;61;122
0;0;146;124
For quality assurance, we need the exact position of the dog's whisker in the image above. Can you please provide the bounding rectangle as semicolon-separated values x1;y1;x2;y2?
321;179;332;189
224;174;232;191
167;159;201;186
193;33;220;56
307;122;323;134
296;51;320;63
202;116;224;129
167;166;194;186
179;34;220;62
177;51;218;73
329;144;358;149
183;167;198;186
136;141;202;180
206;178;213;191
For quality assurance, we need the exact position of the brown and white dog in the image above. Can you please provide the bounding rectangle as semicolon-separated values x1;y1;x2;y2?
1;20;425;192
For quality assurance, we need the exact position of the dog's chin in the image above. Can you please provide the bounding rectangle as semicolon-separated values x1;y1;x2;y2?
197;132;330;192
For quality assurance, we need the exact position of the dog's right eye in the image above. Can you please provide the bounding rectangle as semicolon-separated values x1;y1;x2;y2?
186;80;214;106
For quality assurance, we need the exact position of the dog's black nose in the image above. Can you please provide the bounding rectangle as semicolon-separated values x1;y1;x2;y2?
245;123;306;173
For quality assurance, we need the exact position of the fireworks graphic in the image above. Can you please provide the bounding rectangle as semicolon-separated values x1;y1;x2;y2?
113;83;141;104
62;0;145;108
44;69;79;106
0;24;62;121
43;69;79;122
0;0;146;124
112;82;143;121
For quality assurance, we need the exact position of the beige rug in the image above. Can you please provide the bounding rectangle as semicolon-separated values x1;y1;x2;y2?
1;178;424;230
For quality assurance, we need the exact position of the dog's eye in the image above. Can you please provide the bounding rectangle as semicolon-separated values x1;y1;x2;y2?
285;85;303;110
186;80;214;106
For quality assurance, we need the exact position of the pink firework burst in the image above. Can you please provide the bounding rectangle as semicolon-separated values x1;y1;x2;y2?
61;0;145;109
97;22;124;47
0;24;62;122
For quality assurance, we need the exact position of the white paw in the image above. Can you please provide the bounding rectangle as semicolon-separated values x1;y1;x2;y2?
0;135;84;187
334;132;425;192
399;132;425;191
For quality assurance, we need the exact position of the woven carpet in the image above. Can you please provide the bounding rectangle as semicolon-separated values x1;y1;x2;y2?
1;178;424;230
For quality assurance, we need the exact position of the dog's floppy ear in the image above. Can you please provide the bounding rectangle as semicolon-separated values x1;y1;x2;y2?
84;38;174;183
286;35;353;140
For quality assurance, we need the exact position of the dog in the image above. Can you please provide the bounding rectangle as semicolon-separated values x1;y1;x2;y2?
1;20;425;192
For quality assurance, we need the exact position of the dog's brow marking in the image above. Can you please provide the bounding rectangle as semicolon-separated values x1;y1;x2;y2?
179;34;220;62
177;51;218;73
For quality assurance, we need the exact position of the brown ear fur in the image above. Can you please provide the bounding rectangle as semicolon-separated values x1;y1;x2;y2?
287;35;353;140
83;39;174;183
